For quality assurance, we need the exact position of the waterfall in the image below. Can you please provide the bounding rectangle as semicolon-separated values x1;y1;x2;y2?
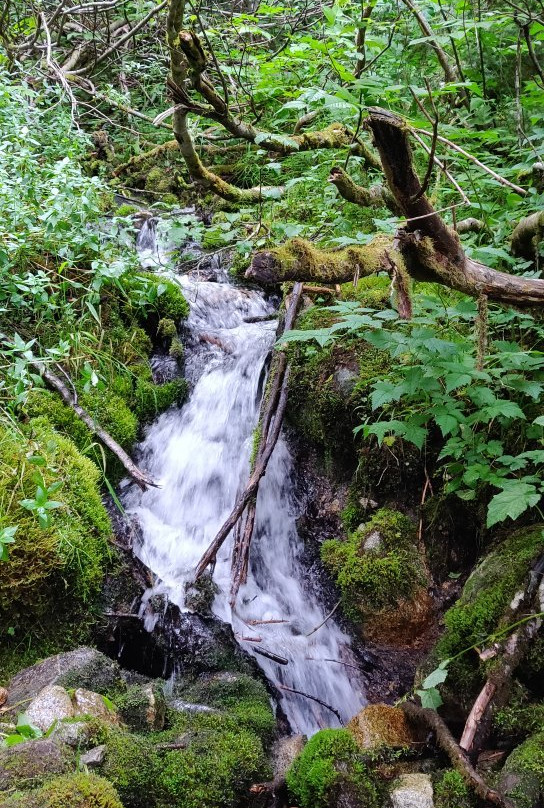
124;218;366;735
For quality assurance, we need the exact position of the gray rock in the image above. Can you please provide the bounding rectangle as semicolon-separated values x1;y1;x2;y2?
498;731;544;808
0;738;74;791
49;720;92;748
80;744;107;768
6;648;123;708
333;366;358;396
26;685;74;732
390;773;434;808
168;699;217;714
362;529;382;551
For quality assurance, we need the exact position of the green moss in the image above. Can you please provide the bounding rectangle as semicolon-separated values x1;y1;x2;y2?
501;731;544;808
145;166;175;195
437;526;544;661
157;722;269;808
0;417;111;630
180;673;275;741
14;773;125;808
434;769;475;808
286;729;381;808
157;318;178;342
321;508;422;620
97;727;160;808
116;203;138;217
133;378;188;422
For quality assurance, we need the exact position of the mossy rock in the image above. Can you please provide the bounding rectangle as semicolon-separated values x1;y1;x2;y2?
436;524;544;695
0;739;74;792
0;418;111;632
156;717;270;808
2;773;125;808
347;704;421;751
321;509;431;644
179;671;275;742
132;378;188;422
499;731;544;808
96;727;160;808
286;728;381;808
114;683;166;732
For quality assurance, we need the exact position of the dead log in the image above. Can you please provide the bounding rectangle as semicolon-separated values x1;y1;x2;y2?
278;684;343;723
194;283;303;582
30;360;157;490
247;109;544;308
401;701;514;808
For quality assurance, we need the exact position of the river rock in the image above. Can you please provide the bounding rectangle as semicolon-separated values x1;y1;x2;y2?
6;648;123;708
80;744;107;768
333;366;358;396
390;773;434;808
117;682;166;731
347;704;420;750
271;734;306;782
26;685;74;732
73;688;119;724
0;738;74;791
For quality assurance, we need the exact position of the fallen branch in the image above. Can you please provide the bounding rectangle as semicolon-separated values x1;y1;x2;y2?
30;360;157;490
247;109;544;308
278;684;343;723
511;210;544;260
252;646;289;665
328;165;400;213
401;701;514;808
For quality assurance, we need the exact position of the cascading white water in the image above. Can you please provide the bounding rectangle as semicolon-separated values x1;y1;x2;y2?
124;219;366;735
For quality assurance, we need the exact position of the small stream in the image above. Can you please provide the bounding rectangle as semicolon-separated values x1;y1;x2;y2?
123;218;366;735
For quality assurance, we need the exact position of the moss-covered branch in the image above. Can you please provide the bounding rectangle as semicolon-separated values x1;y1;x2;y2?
328;165;400;213
511;210;544;259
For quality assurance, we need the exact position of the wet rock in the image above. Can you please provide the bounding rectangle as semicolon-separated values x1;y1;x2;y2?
347;704;420;750
80;745;107;768
271;734;306;782
26;685;74;732
390;773;434;808
6;648;123;708
0;738;74;791
73;688;119;724
363;589;435;647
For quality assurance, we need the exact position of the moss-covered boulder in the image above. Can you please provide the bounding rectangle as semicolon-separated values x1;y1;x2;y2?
435;525;544;699
498;731;544;808
5;649;125;707
321;509;432;645
0;419;111;641
96;727;160;808
178;671;275;742
347;704;421;751
286;729;381;808
115;683;166;732
0;739;74;792
157;714;270;808
0;773;125;808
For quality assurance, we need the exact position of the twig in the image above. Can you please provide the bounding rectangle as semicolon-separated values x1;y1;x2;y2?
278;684;343;723
305;600;341;637
414;128;528;196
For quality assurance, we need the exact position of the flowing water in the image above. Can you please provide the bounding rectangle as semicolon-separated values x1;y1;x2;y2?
124;218;366;735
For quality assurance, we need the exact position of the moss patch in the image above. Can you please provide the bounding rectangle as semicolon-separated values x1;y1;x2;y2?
434;769;475;808
321;508;423;619
8;773;125;808
286;728;381;808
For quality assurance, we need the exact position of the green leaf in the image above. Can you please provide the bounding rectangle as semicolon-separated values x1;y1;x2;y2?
416;687;443;710
422;665;449;689
487;483;542;528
